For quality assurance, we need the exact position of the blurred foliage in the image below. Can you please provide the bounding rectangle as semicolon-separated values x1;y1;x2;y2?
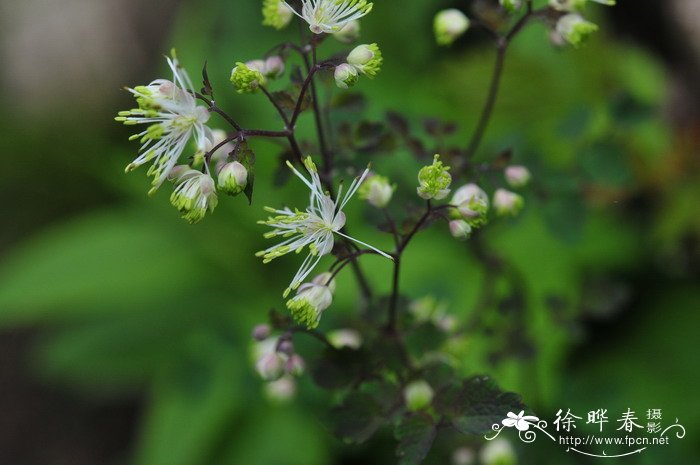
0;0;699;464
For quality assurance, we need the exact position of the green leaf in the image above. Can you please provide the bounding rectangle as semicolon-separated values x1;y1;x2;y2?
394;413;437;465
0;210;208;325
310;347;368;390
328;392;384;444
448;376;526;435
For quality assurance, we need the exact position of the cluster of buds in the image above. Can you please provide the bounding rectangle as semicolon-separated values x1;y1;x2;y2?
335;43;383;89
417;154;452;200
251;324;306;402
286;272;337;329
448;183;489;239
230;55;285;93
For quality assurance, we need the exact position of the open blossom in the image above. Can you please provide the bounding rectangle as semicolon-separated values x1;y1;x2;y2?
116;53;211;194
170;169;218;224
257;157;392;296
286;0;373;34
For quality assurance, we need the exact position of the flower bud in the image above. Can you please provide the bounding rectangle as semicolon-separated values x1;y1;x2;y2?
404;380;434;411
500;0;522;12
449;220;472;241
504;165;531;188
251;324;271;341
493;189;524;217
452;447;476;465
262;0;294;30
327;329;363;350
231;62;266;93
285;354;306;376
417;154;452;200
218;161;248;196
333;19;361;43
334;63;359;89
434;9;470;46
256;352;285;381
264;55;286;79
359;174;394;208
277;339;294;356
286;282;333;329
450;183;489;227
556;14;598;48
347;43;383;78
264;376;297;402
480;439;516;465
208;129;236;169
549;0;614;12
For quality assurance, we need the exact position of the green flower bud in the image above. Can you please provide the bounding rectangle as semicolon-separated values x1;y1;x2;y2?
556;13;598;48
404;380;434;411
450;183;489;227
333;19;361;44
359;173;394;208
500;0;522;13
417;154;452;200
434;9;470;46
231;62;266;93
449;220;472;241
480;439;516;465
334;63;359;89
218;161;248;196
347;43;383;78
504;165;531;188
262;0;294;29
286;282;333;329
493;189;524;217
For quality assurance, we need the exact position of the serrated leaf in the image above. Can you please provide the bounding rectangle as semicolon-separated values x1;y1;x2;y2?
329;392;384;444
394;413;437;465
448;376;526;435
201;61;213;98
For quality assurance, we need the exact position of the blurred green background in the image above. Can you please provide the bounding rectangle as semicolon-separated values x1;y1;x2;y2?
1;0;699;463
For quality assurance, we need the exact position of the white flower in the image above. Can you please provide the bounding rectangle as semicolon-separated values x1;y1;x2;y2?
285;0;373;34
358;173;394;208
170;169;218;224
286;281;334;329
449;219;472;240
502;411;539;432
334;63;359;89
450;183;489;227
434;9;470;46
504;165;531;188
116;53;210;194
258;157;392;296
493;188;524;217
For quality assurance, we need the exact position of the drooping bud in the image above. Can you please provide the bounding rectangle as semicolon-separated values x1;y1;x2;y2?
311;272;337;294
434;9;470;46
347;43;383;78
449;219;472;241
404;380;434;411
556;14;598;48
231;62;266;93
500;0;523;12
334;63;359;89
256;352;286;381
262;0;294;29
417;154;452;200
450;183;489;227
359;173;394;208
504;165;531;188
277;339;294;356
169;170;218;224
480;439;517;465
286;281;333;329
549;0;615;12
264;55;286;79
333;19;361;43
218;161;248;196
493;189;524;217
251;324;271;341
327;329;363;350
